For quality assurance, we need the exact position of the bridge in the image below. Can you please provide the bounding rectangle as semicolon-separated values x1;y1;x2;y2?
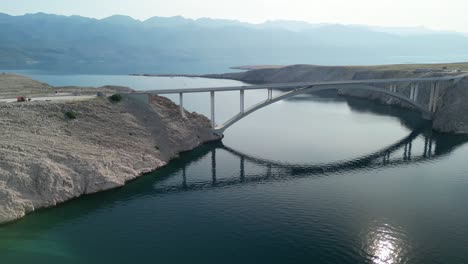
129;74;466;136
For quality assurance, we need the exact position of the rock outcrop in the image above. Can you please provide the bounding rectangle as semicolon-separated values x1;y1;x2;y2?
208;64;468;134
0;75;218;223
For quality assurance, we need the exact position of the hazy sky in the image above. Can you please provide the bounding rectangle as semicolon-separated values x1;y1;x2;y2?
2;0;468;32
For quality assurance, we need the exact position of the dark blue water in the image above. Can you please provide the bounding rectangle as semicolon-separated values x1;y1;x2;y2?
1;74;468;264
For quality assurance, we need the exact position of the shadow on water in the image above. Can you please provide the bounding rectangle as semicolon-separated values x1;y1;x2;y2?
2;93;468;255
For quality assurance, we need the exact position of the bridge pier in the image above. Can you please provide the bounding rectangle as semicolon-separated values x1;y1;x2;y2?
268;88;273;100
409;84;414;100
428;82;440;112
210;91;216;128
179;93;186;118
240;90;245;113
409;83;419;101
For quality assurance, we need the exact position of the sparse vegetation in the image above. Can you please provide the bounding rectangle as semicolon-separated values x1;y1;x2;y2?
109;94;123;102
65;111;77;120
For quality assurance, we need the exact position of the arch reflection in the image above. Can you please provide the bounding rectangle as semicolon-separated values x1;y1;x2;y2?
154;127;468;194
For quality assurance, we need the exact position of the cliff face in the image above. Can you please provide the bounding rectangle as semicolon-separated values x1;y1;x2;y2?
0;95;218;223
208;65;468;134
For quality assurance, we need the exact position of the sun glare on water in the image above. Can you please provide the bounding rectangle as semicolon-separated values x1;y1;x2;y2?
363;222;408;264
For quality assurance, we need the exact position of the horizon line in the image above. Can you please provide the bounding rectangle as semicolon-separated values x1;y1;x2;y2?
1;11;464;34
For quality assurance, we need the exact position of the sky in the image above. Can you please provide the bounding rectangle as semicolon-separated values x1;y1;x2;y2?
2;0;468;32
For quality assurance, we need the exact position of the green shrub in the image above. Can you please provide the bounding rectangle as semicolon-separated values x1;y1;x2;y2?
109;94;123;102
65;111;77;120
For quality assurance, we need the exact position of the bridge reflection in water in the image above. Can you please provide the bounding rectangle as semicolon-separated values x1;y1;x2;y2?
154;127;468;194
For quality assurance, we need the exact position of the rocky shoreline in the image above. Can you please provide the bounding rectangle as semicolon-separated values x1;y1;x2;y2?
0;74;219;224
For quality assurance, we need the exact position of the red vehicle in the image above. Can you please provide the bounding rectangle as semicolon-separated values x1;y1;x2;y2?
17;96;26;102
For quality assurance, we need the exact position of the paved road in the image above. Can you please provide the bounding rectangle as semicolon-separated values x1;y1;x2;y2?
0;94;96;103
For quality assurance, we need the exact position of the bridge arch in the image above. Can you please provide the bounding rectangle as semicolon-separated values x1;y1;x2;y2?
214;84;431;135
131;74;465;136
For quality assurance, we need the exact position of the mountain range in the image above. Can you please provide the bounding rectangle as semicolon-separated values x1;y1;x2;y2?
1;12;468;74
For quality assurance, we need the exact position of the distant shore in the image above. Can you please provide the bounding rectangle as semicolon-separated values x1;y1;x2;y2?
230;65;285;70
129;65;286;77
129;73;202;77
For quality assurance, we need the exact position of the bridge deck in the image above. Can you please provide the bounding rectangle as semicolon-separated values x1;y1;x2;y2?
135;74;465;94
125;74;467;134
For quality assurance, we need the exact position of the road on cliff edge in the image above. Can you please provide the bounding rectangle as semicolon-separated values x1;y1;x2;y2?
0;93;97;103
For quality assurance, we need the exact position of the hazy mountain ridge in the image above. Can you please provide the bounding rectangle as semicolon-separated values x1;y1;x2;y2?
1;12;468;73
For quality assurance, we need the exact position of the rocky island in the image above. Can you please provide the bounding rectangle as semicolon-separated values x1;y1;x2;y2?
0;73;218;224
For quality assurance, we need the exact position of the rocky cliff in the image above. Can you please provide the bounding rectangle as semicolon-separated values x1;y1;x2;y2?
0;74;218;223
207;64;468;134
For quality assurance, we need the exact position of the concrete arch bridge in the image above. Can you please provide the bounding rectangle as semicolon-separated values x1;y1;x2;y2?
130;74;466;136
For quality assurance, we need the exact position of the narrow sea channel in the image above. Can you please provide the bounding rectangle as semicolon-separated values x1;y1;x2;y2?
1;73;468;264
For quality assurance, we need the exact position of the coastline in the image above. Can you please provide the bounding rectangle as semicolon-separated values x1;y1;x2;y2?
0;73;220;224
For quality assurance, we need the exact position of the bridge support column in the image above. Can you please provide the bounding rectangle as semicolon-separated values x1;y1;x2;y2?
179;93;186;118
415;84;419;101
409;84;414;100
411;83;419;101
210;91;215;128
428;82;440;112
268;88;273;100
240;90;245;113
433;82;440;112
409;83;419;101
